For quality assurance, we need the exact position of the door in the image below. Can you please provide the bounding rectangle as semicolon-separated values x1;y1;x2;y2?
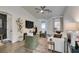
0;14;7;39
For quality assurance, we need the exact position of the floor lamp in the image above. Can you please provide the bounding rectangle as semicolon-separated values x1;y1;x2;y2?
64;23;78;52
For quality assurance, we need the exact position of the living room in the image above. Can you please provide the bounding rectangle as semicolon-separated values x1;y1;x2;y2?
0;6;79;53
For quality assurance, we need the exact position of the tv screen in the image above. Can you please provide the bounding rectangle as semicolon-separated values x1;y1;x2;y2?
25;21;34;28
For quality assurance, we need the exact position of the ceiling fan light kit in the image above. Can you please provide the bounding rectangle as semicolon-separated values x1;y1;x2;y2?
40;10;44;13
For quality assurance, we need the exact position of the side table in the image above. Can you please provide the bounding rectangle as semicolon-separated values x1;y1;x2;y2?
48;41;55;52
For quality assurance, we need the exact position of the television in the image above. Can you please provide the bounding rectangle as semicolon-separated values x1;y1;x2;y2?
25;21;34;28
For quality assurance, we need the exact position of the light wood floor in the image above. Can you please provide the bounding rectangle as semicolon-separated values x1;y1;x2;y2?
0;38;60;53
0;38;50;53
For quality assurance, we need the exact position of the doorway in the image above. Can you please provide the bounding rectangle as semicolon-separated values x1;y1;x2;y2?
0;13;7;40
0;12;12;43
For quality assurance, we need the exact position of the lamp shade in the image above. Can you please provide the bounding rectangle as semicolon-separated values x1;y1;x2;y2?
64;23;78;31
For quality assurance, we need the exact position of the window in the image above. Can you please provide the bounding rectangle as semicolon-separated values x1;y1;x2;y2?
53;17;63;31
41;23;46;29
41;21;46;31
54;22;60;31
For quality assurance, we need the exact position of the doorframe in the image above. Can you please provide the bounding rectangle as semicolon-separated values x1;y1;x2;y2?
0;11;12;42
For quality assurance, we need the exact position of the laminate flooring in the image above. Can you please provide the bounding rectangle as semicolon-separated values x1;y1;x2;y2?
0;38;60;53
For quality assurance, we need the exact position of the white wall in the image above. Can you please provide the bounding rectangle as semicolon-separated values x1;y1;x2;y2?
0;6;37;43
47;17;62;35
47;18;54;35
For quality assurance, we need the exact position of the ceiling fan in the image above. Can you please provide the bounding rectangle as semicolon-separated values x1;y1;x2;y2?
35;6;52;14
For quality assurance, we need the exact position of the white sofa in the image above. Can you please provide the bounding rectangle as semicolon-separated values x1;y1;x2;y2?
53;38;64;52
47;36;65;52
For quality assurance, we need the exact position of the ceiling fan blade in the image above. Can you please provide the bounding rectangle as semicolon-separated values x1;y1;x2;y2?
44;9;52;12
49;10;52;12
35;8;41;11
41;6;46;9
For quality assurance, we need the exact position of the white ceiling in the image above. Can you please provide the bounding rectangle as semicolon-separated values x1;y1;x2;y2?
22;6;67;19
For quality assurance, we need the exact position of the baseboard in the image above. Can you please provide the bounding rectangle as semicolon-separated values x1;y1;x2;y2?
48;49;62;53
